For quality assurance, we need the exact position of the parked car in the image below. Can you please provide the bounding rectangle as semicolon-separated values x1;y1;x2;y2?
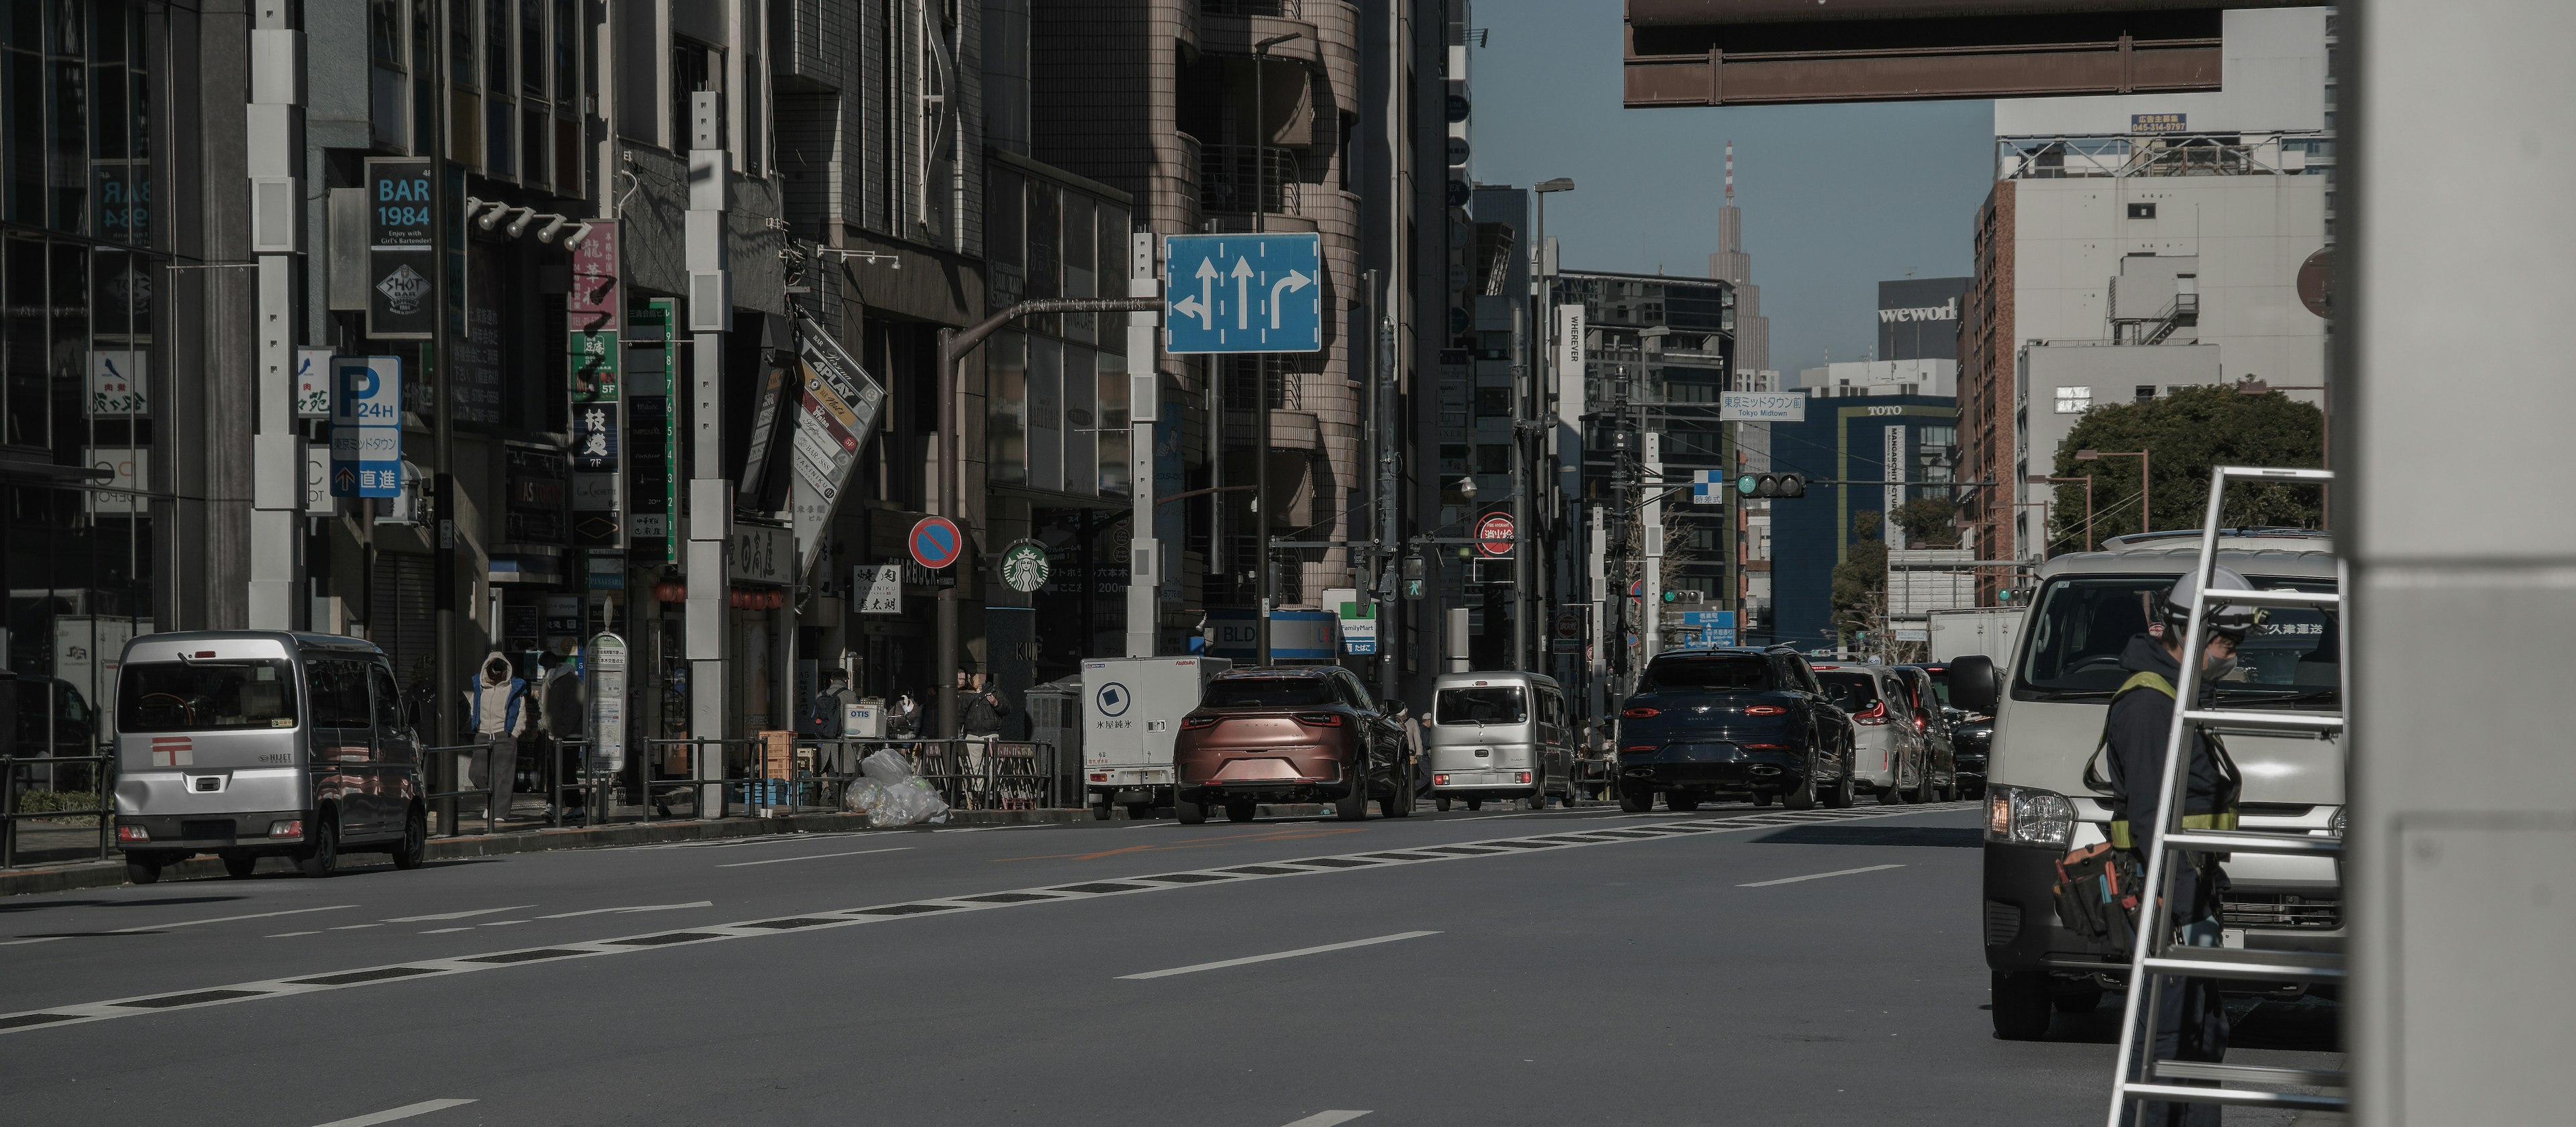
112;631;427;883
1908;661;1988;797
1811;663;1927;803
1613;647;1856;811
1171;665;1411;824
1890;665;1960;802
1424;672;1575;812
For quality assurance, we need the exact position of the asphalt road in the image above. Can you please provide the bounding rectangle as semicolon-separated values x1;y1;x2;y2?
0;800;2341;1126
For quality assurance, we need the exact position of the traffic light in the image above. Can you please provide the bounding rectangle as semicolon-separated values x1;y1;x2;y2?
1735;472;1807;498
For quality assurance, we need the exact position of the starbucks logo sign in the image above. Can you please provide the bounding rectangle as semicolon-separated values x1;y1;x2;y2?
998;539;1051;593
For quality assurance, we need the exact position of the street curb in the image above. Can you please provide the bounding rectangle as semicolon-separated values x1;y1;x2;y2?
0;807;1095;898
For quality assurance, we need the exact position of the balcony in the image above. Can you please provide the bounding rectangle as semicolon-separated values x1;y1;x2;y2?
1199;143;1303;218
1201;0;1299;15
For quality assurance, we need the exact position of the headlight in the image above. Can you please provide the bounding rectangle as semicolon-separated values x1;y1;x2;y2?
1984;784;2076;849
2330;807;2347;839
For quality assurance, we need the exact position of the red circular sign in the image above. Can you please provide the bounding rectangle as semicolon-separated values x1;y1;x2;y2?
909;516;965;570
1476;513;1516;557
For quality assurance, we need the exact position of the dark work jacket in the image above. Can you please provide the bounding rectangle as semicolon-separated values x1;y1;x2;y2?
2103;633;2240;845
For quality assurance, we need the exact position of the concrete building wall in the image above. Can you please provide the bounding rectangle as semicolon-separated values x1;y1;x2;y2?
2013;342;2222;553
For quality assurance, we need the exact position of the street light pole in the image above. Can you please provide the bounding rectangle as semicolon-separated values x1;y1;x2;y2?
936;297;1162;736
1527;178;1574;674
2027;474;2097;552
1251;32;1299;668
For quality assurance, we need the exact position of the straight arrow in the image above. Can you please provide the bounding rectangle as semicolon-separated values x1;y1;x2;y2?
1269;269;1313;330
1192;258;1220;330
1232;258;1254;331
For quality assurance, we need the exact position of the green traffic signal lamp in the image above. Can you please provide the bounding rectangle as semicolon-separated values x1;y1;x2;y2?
1735;472;1807;499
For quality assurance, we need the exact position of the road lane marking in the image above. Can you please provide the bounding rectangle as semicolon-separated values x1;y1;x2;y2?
3;904;360;945
419;928;472;934
1279;1113;1372;1127
331;924;381;930
0;804;1962;1036
1739;863;1908;888
535;901;714;919
1120;931;1438;979
266;931;321;938
311;1098;478;1127
384;906;533;922
716;847;912;868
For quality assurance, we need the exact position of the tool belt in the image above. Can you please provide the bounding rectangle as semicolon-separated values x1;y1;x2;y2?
2053;842;2145;957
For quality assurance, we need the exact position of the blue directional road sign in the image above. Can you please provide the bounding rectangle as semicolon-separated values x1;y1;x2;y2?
1676;610;1737;650
1163;233;1323;354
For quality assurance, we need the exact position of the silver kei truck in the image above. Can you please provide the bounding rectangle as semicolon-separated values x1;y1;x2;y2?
113;631;427;882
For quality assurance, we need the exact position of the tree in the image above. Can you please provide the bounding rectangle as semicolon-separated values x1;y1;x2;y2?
1831;508;1886;639
1892;496;1962;548
2050;383;2324;549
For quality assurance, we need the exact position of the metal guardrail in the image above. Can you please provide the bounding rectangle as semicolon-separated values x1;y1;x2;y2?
1;752;116;869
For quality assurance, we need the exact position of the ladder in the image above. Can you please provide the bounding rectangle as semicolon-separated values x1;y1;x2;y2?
2106;465;2346;1123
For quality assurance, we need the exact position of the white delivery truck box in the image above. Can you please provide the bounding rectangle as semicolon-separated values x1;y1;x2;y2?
1927;606;2025;664
1081;656;1231;816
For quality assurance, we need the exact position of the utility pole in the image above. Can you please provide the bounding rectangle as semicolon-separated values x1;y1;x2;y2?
1375;286;1401;705
1251;32;1299;667
1125;235;1161;658
1642;429;1665;664
1527;179;1574;674
247;5;301;630
684;91;731;816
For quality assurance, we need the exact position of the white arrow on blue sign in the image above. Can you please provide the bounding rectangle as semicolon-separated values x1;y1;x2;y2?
1163;233;1324;354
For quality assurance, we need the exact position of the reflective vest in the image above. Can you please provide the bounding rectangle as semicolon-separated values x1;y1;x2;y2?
2100;671;2240;850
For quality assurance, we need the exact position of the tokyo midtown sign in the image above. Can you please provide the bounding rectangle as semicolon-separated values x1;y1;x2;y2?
1720;390;1807;423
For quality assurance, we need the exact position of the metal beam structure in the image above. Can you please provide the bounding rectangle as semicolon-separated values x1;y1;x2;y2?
1621;0;2315;107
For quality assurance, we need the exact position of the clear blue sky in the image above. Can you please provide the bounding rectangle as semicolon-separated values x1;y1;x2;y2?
1466;0;1999;376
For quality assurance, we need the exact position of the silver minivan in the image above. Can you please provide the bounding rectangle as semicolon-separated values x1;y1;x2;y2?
1424;672;1574;811
112;631;426;883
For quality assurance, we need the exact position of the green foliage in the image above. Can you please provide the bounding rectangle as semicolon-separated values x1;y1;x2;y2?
13;790;102;826
2051;384;2324;549
1892;497;1962;547
1833;508;1888;635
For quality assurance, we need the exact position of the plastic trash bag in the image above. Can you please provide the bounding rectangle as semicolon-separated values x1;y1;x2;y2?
847;749;951;827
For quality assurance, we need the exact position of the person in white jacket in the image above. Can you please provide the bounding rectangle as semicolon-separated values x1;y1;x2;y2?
460;652;532;826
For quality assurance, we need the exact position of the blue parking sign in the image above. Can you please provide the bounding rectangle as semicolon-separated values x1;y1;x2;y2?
1163;233;1323;354
329;356;403;498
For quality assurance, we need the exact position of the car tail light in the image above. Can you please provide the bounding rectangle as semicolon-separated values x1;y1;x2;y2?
1621;706;1660;718
117;825;149;843
1741;743;1789;750
1745;705;1787;716
1914;714;1929;732
1089;773;1109;782
1291;712;1344;727
1181;715;1219;730
268;819;303;839
1516;771;1531;784
1432;773;1450;786
1854;701;1888;726
1623;745;1655;753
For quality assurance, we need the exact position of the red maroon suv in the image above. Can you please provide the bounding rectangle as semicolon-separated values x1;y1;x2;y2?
1172;666;1413;823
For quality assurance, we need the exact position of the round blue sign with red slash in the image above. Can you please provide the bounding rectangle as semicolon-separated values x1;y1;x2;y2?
909;516;965;570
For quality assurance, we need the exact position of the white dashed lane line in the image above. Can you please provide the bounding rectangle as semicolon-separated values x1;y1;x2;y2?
1739;863;1909;888
715;847;913;868
309;1097;478;1127
534;902;714;919
382;906;534;923
1279;1112;1372;1127
1118;931;1439;980
0;803;1970;1036
2;905;358;946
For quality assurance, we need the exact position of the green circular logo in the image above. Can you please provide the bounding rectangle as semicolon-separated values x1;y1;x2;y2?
998;540;1051;594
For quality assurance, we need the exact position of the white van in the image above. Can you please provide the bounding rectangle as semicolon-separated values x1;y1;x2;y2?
1955;531;2342;1038
1424;672;1574;811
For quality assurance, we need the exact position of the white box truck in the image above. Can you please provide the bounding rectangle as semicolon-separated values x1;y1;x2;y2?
1081;656;1230;819
1927;606;2023;663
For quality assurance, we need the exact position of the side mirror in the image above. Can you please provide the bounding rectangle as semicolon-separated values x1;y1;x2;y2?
1949;655;2000;714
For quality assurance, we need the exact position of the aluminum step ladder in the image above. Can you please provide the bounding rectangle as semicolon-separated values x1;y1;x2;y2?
2106;465;2346;1123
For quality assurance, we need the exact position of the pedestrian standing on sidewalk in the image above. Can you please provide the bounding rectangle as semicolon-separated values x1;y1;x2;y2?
460;652;533;827
537;651;586;816
961;669;1010;803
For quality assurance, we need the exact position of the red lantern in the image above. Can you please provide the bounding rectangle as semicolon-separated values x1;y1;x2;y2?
653;580;686;603
728;590;745;609
767;590;786;610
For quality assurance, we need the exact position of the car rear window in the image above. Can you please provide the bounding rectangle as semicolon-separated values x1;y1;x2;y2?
1816;672;1882;712
1640;655;1775;692
1436;687;1526;724
1200;677;1338;708
119;660;300;733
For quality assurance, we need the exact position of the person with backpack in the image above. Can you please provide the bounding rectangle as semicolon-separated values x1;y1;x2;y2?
2104;568;2253;1127
460;652;534;828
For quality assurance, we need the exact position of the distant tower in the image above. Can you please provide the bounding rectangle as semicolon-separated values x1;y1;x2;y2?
1709;141;1771;386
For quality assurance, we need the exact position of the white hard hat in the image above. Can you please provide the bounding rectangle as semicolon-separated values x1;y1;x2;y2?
2163;566;2259;639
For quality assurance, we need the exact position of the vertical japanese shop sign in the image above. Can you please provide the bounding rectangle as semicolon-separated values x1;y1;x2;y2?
363;158;434;340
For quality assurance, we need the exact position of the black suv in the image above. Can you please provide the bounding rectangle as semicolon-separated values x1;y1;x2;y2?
1613;647;1857;810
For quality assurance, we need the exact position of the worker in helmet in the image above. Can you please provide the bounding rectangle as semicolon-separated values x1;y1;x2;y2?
2107;567;2255;1126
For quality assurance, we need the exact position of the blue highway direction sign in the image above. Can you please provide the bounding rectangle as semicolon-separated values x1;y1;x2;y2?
1163;233;1323;354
